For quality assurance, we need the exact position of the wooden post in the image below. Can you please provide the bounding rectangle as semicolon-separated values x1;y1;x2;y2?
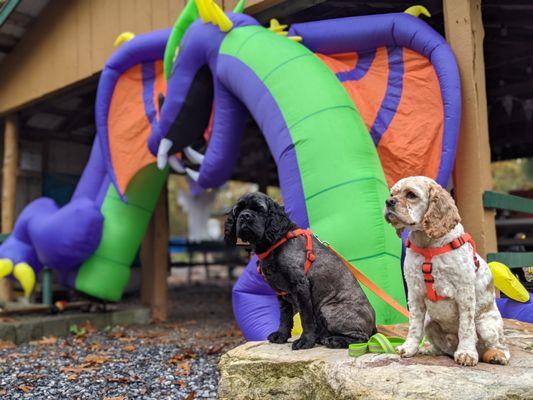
443;0;497;258
140;185;169;322
2;114;18;233
0;115;18;302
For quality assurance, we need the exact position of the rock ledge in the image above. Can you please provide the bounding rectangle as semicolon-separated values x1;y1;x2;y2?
218;320;533;400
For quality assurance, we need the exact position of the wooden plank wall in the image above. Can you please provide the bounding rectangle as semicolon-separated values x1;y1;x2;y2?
0;0;271;114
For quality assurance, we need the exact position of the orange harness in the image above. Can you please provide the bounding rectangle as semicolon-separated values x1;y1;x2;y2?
405;233;480;302
256;229;316;295
254;228;410;318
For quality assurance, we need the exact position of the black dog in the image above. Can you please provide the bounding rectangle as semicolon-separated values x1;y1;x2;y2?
224;192;376;350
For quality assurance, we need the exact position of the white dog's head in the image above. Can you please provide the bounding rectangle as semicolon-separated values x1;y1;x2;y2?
384;176;461;239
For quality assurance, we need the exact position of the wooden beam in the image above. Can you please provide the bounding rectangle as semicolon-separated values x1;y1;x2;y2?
0;115;18;301
140;185;169;322
444;0;497;258
2;114;19;233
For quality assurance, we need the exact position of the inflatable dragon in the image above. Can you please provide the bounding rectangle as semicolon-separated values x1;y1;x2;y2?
0;0;461;340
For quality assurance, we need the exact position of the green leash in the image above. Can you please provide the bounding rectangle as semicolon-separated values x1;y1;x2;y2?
348;333;426;357
348;333;405;357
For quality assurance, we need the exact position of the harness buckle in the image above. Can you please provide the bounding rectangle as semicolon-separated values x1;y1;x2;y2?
306;250;316;262
424;276;435;283
450;236;465;249
422;262;432;274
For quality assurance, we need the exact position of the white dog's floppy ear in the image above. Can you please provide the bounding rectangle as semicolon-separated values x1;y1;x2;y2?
422;182;461;239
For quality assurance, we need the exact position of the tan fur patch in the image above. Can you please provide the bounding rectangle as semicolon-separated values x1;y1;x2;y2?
482;348;509;365
421;181;461;239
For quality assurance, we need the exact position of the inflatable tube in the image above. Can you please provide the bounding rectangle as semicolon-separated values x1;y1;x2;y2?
218;24;406;338
496;295;533;323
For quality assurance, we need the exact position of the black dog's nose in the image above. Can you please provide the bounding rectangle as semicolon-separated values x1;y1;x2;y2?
386;198;397;208
240;213;251;221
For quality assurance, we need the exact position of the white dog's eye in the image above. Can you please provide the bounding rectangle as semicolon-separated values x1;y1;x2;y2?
406;191;417;200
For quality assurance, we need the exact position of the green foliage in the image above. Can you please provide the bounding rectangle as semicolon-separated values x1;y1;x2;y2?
492;158;533;193
69;324;87;336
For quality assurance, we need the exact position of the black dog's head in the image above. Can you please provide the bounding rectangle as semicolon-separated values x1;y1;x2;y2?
224;193;294;248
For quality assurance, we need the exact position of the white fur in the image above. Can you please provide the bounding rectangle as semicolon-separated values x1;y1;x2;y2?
387;177;510;366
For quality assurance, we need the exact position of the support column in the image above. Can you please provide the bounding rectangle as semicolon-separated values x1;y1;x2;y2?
2;114;18;233
0;115;18;302
140;184;169;322
443;0;497;258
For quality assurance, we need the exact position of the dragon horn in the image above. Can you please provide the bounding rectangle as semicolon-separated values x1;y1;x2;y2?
233;0;245;13
114;32;136;47
195;0;234;32
404;5;431;18
164;0;200;79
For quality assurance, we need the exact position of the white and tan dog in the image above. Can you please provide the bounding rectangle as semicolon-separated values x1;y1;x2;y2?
384;176;509;366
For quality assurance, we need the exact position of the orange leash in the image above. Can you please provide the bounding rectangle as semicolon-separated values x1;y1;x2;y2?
325;244;410;319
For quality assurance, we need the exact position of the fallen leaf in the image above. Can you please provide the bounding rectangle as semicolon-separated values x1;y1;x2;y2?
169;349;196;364
80;320;97;333
122;345;135;352
176;361;191;376
0;340;15;350
176;380;187;389
207;343;224;355
67;374;78;381
85;354;110;364
185;391;195;400
60;364;95;375
0;389;6;395
38;336;58;345
108;328;126;339
90;342;101;351
106;376;130;383
104;397;125;400
18;385;32;393
118;337;135;342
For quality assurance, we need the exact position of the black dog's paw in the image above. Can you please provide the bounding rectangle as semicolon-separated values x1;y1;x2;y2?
323;336;351;349
268;331;290;344
292;334;316;350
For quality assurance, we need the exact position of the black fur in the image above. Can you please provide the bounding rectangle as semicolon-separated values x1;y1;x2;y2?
224;192;376;350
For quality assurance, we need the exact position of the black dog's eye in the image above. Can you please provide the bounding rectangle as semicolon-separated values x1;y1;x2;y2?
406;191;417;200
250;203;266;213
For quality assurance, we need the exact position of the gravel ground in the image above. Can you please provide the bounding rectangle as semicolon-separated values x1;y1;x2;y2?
0;281;245;399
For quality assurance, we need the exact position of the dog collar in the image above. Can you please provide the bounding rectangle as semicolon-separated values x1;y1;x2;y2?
406;233;480;302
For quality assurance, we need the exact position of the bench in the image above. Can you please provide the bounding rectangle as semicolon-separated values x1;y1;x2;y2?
483;190;533;268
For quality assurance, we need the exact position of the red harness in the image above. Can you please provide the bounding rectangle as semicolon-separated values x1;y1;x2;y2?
405;233;480;302
256;229;316;295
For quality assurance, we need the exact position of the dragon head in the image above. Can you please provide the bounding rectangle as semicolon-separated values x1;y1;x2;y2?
148;0;254;175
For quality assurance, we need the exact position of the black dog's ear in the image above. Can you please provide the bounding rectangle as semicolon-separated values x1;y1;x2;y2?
224;203;242;246
263;200;293;245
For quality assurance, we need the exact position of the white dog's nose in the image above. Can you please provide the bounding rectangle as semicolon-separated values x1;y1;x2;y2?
386;198;397;208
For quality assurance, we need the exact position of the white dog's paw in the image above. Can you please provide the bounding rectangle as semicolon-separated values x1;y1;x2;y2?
454;349;478;366
481;348;510;365
396;341;419;358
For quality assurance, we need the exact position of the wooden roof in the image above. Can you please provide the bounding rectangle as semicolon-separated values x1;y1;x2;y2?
7;0;533;188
